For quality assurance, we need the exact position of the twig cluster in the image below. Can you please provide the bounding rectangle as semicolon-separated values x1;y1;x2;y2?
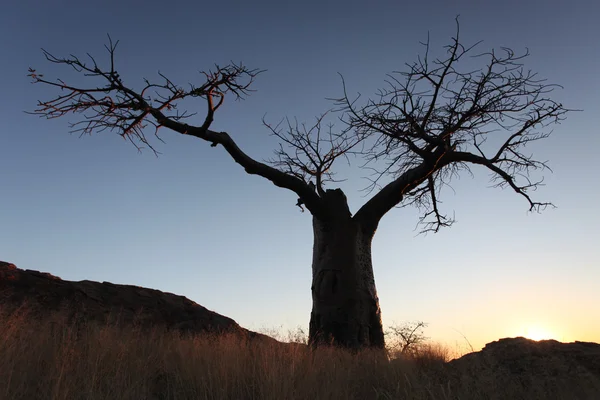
338;19;569;232
264;113;363;196
29;36;261;155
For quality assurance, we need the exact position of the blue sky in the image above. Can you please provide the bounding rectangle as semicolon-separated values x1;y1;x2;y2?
1;0;598;349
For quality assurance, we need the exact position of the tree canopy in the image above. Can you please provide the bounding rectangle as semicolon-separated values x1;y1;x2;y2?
29;21;569;232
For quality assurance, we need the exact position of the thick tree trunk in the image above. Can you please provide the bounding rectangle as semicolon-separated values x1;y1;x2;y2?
308;189;385;350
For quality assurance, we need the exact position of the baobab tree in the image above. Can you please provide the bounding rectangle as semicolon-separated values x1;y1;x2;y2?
29;22;568;350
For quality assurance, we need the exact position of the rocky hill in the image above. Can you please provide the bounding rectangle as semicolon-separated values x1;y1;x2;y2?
443;335;600;398
0;260;270;342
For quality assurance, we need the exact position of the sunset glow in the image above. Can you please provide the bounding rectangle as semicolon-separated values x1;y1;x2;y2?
522;326;557;341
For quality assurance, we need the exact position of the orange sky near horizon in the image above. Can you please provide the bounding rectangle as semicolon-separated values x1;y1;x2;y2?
426;295;600;353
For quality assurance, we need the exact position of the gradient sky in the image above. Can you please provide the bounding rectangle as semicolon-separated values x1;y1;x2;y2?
1;0;598;351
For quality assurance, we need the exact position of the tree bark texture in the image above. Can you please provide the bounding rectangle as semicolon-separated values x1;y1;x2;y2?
308;189;385;350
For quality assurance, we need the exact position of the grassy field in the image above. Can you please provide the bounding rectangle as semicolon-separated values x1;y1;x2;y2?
0;307;590;399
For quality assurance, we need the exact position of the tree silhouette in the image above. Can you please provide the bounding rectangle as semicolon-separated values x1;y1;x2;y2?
385;321;429;357
29;20;569;350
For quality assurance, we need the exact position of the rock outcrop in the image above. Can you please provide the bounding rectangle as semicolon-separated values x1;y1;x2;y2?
0;261;270;342
445;336;600;399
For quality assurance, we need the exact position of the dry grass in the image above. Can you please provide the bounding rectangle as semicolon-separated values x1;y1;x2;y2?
0;306;448;400
0;306;591;399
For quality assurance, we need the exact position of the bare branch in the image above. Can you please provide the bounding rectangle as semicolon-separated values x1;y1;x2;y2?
264;112;363;197
342;18;569;233
28;37;327;217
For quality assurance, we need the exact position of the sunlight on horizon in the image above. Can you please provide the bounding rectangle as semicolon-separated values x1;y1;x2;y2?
521;325;559;341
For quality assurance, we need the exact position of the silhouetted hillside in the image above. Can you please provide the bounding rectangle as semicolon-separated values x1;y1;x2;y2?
444;336;600;398
0;261;272;343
